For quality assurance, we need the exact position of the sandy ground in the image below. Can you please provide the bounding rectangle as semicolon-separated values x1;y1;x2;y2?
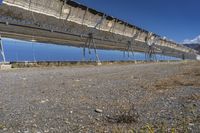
0;61;199;133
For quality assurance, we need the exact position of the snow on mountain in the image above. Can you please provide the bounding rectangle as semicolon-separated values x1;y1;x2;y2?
183;35;200;44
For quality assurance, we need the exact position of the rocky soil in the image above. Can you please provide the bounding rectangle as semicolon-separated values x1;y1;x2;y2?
0;61;199;133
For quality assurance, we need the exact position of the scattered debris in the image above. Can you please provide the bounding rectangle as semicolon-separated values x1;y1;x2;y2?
40;99;49;103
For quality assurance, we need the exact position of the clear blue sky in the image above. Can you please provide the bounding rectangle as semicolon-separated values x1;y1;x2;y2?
75;0;200;43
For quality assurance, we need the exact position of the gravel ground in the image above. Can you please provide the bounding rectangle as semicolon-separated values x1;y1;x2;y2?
0;62;199;133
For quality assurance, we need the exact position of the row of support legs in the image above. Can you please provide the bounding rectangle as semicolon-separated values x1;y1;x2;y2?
123;41;158;62
82;32;160;62
82;35;159;63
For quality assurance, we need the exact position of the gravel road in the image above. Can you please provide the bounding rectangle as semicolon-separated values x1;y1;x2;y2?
0;62;199;132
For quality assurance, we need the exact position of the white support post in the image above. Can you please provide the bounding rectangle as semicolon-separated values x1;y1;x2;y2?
0;34;6;63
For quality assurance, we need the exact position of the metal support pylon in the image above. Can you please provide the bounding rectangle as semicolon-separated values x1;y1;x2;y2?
145;45;157;61
0;34;6;63
145;33;158;62
123;41;134;59
83;33;100;63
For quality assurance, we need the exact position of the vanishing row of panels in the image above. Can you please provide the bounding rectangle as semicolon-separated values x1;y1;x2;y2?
0;0;198;59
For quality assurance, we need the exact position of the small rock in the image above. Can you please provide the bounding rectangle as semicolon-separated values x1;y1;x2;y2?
3;128;7;131
88;85;92;88
170;97;176;100
24;130;29;133
23;78;27;80
189;123;194;126
95;109;103;113
95;118;100;121
33;124;37;127
64;120;70;124
40;99;49;103
44;129;49;133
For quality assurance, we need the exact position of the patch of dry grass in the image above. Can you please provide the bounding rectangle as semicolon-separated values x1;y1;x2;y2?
152;66;200;90
106;103;139;124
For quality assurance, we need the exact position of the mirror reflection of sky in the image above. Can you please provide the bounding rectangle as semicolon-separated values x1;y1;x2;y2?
1;38;179;62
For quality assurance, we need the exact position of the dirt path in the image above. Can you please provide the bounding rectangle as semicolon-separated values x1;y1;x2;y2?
0;62;199;132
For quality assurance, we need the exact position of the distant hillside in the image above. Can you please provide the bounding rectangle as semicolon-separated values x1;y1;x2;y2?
183;44;200;53
183;35;200;53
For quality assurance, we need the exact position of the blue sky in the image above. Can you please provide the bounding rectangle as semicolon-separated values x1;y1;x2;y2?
75;0;200;43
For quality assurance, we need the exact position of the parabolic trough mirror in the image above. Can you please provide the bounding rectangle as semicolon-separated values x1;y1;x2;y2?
1;38;180;62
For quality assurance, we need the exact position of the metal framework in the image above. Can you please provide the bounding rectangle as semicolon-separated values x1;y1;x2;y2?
144;33;160;61
123;31;141;59
83;33;100;63
123;41;134;59
82;12;107;63
145;45;157;61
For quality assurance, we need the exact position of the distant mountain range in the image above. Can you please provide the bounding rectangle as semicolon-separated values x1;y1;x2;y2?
183;43;200;53
183;35;200;53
